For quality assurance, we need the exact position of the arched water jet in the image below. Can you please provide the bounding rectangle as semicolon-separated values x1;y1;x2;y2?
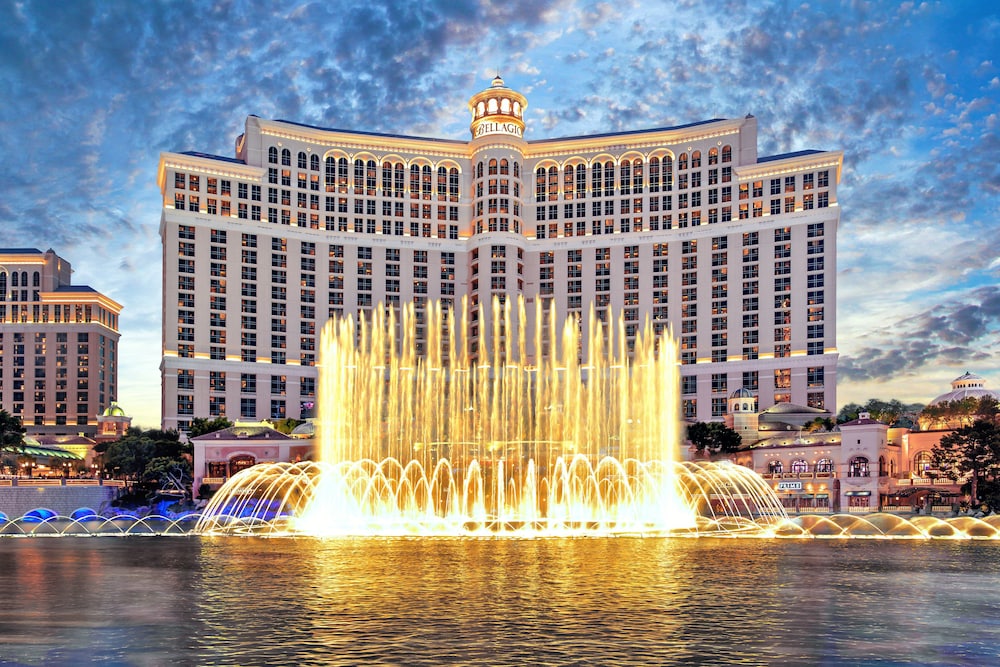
197;297;785;536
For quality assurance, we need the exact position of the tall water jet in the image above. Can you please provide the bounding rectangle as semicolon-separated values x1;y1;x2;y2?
198;297;787;536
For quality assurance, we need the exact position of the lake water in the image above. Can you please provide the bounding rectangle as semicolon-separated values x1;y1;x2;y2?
0;537;997;666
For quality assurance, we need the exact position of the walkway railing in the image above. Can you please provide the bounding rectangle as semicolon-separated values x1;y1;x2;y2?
0;478;126;488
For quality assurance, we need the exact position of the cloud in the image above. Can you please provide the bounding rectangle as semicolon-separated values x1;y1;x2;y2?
1;0;998;423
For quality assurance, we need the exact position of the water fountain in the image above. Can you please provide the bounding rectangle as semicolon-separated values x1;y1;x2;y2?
3;297;997;539
196;297;789;537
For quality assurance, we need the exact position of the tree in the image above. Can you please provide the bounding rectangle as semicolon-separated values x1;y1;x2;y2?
0;410;26;475
803;417;834;433
102;428;185;479
272;417;304;435
932;419;1000;507
837;398;924;425
687;422;743;456
920;396;999;430
188;417;233;439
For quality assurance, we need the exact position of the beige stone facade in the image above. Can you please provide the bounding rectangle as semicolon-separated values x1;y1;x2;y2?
158;77;842;432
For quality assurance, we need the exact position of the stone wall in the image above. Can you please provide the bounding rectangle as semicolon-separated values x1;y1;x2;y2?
0;486;119;518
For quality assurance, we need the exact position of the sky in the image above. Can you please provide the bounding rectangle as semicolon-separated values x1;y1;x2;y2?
1;1;998;428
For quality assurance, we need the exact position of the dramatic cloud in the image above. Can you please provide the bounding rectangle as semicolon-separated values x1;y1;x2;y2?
0;0;997;425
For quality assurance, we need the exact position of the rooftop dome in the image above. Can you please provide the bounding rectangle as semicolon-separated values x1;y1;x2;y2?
101;403;127;417
730;387;755;400
928;371;1000;406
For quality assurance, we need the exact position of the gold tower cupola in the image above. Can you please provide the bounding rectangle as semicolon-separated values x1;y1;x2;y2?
468;75;527;140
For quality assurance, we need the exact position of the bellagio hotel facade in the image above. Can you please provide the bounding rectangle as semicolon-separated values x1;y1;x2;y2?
158;76;842;432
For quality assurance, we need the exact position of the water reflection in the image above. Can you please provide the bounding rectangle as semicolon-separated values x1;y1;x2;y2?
0;538;997;665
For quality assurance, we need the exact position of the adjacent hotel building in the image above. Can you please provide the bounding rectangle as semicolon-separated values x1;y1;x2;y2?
158;77;842;432
0;248;122;436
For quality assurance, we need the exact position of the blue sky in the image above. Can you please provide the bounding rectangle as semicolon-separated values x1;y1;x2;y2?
1;1;998;428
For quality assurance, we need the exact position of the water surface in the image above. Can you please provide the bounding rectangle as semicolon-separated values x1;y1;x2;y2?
0;537;996;665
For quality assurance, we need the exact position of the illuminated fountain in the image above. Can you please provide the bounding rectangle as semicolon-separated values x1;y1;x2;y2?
196;297;788;537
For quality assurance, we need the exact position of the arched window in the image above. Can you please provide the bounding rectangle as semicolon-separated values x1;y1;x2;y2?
437;166;448;199
477;101;485;117
547;166;558;201
708;147;719;165
487;98;498;114
678;153;688;171
791;459;808;473
366;160;376;196
382;161;393;193
449;168;459;202
513;162;520;178
310;154;320;171
603;162;614;196
325;157;336;191
476;162;484;179
11;272;18;287
488;159;498;175
914;450;933;475
664;155;673;191
410;165;421;198
815;458;834;473
620;161;631;195
354;159;365;194
649;157;660;193
0;272;6;300
768;460;783;474
32;271;40;287
281;149;291;166
564;165;575;199
500;98;510;113
722;145;732;162
394;163;404;197
878;456;887;477
632;158;644;194
298;152;307;169
268;147;278;164
499;159;509;175
421;165;432;199
337;158;348;193
691;150;702;168
535;167;546;203
848;457;870;478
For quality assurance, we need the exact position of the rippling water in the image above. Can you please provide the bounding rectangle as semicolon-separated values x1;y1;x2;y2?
0;537;997;666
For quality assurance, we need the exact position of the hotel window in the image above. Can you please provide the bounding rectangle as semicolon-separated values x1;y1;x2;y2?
818;192;829;208
807;367;824;387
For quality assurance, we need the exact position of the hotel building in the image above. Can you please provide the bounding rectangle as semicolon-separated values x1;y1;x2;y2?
0;248;122;436
158;77;842;432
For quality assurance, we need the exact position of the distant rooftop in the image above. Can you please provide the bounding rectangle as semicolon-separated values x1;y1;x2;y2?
179;151;247;165
52;285;98;293
530;118;729;145
757;149;825;163
0;248;44;254
270;120;468;146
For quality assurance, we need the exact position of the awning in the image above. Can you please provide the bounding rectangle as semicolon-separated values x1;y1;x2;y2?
845;491;871;496
2;445;83;460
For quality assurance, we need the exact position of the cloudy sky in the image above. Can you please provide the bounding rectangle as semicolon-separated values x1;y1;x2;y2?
1;1;998;427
